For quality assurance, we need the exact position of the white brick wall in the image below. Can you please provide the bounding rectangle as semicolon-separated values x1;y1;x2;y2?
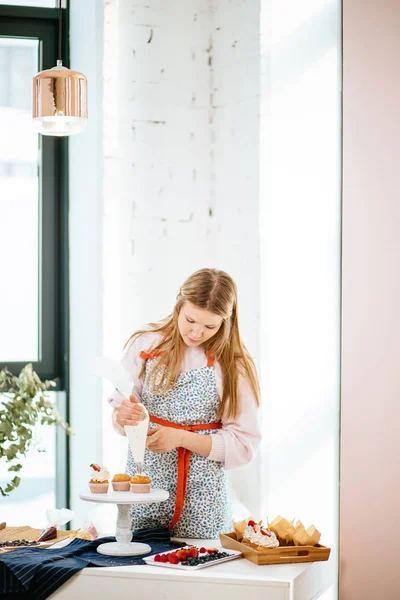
103;0;260;367
211;0;261;358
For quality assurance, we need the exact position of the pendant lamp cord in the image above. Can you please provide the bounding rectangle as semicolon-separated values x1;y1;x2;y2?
57;0;62;63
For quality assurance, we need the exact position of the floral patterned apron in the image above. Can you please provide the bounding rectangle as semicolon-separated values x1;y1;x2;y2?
126;353;232;538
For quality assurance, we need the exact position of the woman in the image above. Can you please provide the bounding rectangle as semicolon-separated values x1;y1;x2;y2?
109;268;261;538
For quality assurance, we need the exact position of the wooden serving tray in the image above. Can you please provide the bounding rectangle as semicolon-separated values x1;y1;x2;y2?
0;526;74;553
220;532;330;565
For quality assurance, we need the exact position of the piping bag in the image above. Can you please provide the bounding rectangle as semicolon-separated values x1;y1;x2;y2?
93;357;149;474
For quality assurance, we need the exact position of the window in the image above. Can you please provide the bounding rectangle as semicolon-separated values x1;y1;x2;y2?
3;1;63;7
0;5;68;382
0;4;69;519
0;37;40;363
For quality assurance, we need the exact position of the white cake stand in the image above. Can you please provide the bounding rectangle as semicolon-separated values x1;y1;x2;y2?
79;488;169;556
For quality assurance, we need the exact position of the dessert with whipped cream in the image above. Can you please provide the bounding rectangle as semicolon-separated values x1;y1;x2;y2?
130;473;151;493
242;519;279;550
89;463;110;493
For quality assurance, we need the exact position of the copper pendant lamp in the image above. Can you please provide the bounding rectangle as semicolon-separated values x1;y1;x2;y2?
32;0;88;136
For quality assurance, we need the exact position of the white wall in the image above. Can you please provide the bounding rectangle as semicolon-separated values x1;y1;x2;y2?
69;0;104;527
260;1;341;598
103;0;213;356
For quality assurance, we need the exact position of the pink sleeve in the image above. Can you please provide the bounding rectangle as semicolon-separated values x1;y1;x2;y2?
107;331;163;408
207;371;262;471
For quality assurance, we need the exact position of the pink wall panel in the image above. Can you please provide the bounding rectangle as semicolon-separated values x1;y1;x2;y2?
341;1;400;598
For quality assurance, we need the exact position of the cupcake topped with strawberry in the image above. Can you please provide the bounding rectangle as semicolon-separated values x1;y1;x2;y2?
242;519;279;549
89;463;110;494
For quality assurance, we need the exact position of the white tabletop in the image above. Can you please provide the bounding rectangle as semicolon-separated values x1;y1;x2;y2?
49;537;334;600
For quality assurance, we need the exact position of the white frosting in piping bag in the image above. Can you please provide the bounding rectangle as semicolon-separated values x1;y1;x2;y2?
93;356;149;468
124;405;149;466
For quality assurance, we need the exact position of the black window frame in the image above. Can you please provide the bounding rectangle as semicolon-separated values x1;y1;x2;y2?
0;4;70;509
0;5;69;388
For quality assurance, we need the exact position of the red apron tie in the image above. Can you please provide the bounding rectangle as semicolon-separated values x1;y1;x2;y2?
149;414;222;531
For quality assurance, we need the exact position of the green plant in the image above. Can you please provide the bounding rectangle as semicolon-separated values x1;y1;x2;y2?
0;364;71;496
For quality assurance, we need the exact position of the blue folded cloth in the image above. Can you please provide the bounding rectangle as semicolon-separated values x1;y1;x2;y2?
0;527;185;600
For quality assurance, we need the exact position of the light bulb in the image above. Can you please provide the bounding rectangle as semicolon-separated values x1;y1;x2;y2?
33;115;87;137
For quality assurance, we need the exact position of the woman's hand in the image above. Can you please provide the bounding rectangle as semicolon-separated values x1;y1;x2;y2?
115;394;146;428
146;427;182;453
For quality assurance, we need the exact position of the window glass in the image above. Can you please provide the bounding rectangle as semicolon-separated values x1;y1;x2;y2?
0;37;40;362
0;412;56;527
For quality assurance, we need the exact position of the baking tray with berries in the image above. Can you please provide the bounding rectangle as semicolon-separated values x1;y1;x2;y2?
144;545;242;570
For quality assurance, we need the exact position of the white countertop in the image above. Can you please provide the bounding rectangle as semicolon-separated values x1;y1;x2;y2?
49;537;334;600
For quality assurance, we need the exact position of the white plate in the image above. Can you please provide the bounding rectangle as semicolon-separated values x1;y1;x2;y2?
143;546;242;570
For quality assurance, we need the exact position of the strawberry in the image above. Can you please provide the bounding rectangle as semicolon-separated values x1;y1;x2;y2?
248;519;256;527
169;553;180;564
178;549;189;561
261;528;271;537
188;547;198;558
160;555;168;563
207;548;218;554
154;554;161;562
199;547;206;554
90;463;101;472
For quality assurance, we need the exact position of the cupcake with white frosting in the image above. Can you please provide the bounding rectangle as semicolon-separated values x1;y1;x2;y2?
242;519;279;550
89;463;110;493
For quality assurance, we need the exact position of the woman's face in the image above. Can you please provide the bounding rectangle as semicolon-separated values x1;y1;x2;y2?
178;301;223;347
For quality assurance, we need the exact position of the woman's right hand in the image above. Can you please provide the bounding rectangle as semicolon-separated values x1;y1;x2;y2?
114;394;146;428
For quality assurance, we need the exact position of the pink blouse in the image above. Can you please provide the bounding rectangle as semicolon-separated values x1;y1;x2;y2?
108;331;261;471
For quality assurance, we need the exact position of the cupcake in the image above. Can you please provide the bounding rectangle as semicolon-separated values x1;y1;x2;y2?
130;474;151;493
242;520;279;550
89;463;110;493
112;473;130;492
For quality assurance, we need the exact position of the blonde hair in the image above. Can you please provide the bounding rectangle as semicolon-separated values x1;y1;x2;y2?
124;268;260;420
